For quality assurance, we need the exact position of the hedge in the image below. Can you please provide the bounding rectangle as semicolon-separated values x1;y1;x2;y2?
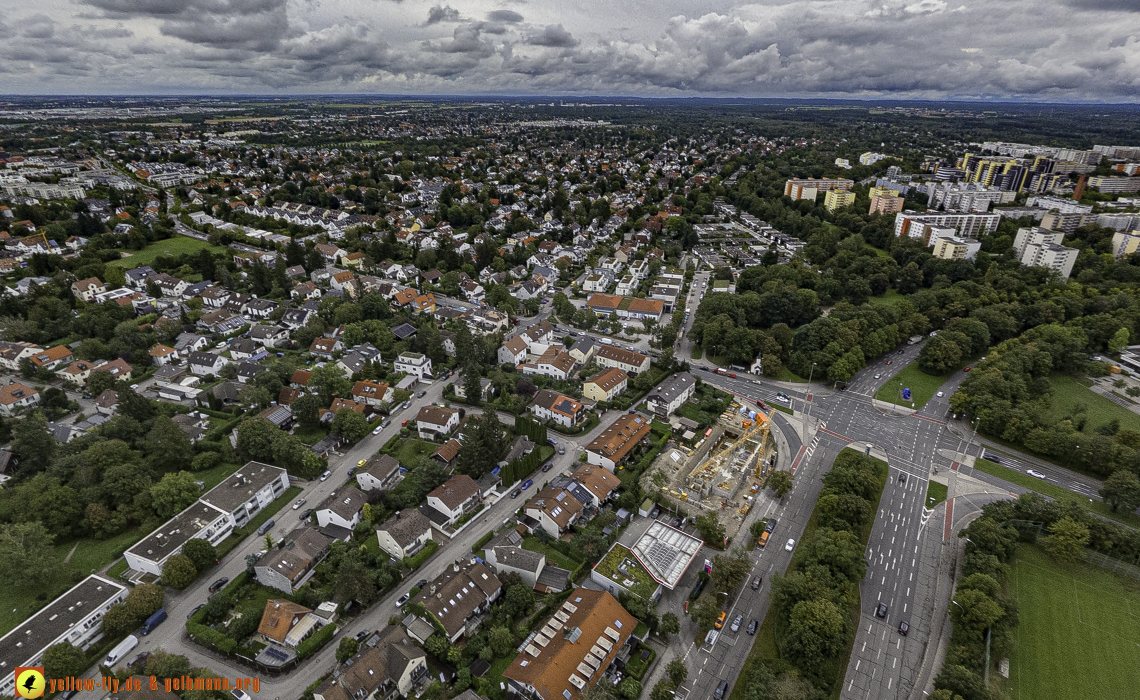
404;539;440;570
472;530;495;553
296;624;336;660
187;621;238;654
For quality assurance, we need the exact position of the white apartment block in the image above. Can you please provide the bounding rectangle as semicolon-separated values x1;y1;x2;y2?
894;212;1001;239
932;237;982;261
1111;232;1140;258
1013;227;1066;258
1026;196;1093;215
1020;242;1079;280
1088;177;1140;194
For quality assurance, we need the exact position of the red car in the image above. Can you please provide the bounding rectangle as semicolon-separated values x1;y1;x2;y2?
756;399;767;409
963;366;971;372
728;373;737;378
885;360;893;365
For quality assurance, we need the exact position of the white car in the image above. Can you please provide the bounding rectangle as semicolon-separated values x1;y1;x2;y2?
395;593;411;607
785;538;795;552
372;425;383;435
292;498;306;510
874;373;881;379
320;470;332;481
1027;469;1047;479
936;391;944;397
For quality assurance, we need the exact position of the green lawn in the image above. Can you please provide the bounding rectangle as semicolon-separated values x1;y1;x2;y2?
690;344;704;360
1046;374;1140;434
1008;545;1140;700
926;480;948;508
972;459;1140;529
521;537;582;575
53;528;146;576
390;438;437;465
867;289;904;307
775;367;808;383
107;236;227;269
874;362;948;409
216;485;303;558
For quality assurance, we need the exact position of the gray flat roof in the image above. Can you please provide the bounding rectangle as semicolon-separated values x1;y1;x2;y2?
0;574;126;670
200;461;286;514
630;520;704;590
127;501;229;564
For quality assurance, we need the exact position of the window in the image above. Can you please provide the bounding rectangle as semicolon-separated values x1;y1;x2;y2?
564;691;573;700
614;620;623;629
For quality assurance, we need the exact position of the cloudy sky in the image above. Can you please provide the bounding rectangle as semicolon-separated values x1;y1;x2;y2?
0;0;1137;99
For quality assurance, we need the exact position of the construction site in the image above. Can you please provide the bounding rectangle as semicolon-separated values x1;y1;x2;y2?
644;400;779;539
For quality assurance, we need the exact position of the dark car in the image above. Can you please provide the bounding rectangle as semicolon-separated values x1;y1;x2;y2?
751;576;762;590
299;508;314;520
542;462;554;472
746;619;758;635
987;454;1002;464
355;629;372;642
187;603;206;619
510;488;522;499
765;518;778;532
522;479;533;490
347;467;358;477
875;603;889;619
898;473;907;484
209;577;229;593
128;652;149;669
898;621;910;636
416;579;428;589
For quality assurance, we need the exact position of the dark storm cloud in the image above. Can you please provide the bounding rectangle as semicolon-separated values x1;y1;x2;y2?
425;5;462;25
487;10;524;23
526;24;578;47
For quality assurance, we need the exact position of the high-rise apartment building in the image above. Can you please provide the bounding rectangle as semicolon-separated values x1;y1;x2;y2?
823;189;857;212
784;178;853;200
894;211;1001;239
870;194;905;216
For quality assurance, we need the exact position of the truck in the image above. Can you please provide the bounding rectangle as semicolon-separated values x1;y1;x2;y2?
140;609;167;635
105;635;139;667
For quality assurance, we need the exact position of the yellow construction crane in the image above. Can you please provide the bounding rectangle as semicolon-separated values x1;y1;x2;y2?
690;413;770;481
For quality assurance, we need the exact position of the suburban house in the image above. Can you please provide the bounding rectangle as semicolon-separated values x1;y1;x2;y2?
566;336;598;365
645;371;696;418
0;340;41;370
356;454;404;492
395;351;433;379
256;599;313;648
254;526;335;594
519;345;576;381
376;509;433;560
571;464;620;507
595;345;651;374
149;344;179;366
498;335;529;366
416;404;460;439
413;559;502;643
582;368;629;403
0;381;39;416
188;351;227;376
315;484;367;532
71;277;106;302
426;474;482;526
92;358;133;382
585;414;652;471
311;624;428;700
524;486;585;537
29;345;74;371
432;438;463;467
352;379;393;407
485;545;571;593
502;590;637;700
530;389;588;428
310;337;343;360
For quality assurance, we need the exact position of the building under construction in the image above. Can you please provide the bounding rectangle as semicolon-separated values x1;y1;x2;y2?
649;401;775;520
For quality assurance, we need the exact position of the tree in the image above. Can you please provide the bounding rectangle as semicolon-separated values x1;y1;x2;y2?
1108;327;1130;354
649;681;676;700
332;407;370;443
1100;469;1140;513
123;582;164;619
693;512;726;548
11;410;55;474
1041;516;1090;563
101;602;143;638
918;334;964;375
161;553;198;589
618;678;642;700
310;362;351;403
659;612;681;640
781;598;847;670
336;637;360;664
665;659;687;686
490;626;515;656
144;415;194;471
463;361;483;403
690;593;723;631
181;538;218;572
424;633;450;660
766;470;794;498
43;643;87;679
290;393;320;430
150;471;201;519
335;553;377;605
710;547;752;593
0;522;61;587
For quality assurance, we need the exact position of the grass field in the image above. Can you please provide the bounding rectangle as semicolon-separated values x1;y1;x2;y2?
107;236;226;269
1046;374;1140;434
874;362;948;409
1009;545;1140;700
926;480;947;508
868;289;904;306
53;528;145;577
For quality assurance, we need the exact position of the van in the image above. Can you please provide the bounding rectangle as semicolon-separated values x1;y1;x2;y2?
256;519;275;536
715;681;728;700
757;531;770;548
105;634;139;667
140;608;167;635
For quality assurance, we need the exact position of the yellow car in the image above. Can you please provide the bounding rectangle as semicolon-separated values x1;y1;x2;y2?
358;459;366;467
714;611;727;629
